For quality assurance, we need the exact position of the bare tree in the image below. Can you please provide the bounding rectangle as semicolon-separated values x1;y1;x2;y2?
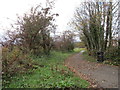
72;1;119;56
4;2;58;55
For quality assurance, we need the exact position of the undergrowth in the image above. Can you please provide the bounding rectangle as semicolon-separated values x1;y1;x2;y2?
81;48;120;66
3;51;89;88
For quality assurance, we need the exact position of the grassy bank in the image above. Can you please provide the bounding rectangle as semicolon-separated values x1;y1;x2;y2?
78;48;120;66
82;52;96;62
4;51;89;88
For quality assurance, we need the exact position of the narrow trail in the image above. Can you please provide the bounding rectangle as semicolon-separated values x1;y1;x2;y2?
65;53;119;88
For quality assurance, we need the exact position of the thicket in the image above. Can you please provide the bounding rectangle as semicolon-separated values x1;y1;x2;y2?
53;30;75;52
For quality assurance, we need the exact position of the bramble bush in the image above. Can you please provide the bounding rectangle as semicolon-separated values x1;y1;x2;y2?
2;46;35;86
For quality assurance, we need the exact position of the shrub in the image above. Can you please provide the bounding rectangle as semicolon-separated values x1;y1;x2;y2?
105;46;120;65
2;46;34;86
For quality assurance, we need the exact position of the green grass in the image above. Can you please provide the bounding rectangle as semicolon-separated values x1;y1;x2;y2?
74;48;86;53
5;51;89;88
77;49;96;62
103;60;120;66
74;48;96;62
80;48;120;66
82;52;96;62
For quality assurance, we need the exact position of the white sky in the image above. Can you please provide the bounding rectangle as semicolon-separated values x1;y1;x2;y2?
0;0;83;37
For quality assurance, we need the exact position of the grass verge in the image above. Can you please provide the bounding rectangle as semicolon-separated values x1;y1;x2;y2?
74;48;97;62
82;52;96;62
4;51;89;88
80;48;119;66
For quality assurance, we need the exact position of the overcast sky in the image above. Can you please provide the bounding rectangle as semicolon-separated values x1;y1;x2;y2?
0;0;84;38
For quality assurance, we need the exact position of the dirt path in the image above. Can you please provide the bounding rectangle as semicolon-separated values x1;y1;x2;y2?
65;53;119;88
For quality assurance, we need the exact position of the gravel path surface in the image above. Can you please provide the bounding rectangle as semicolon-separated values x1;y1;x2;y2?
65;53;119;88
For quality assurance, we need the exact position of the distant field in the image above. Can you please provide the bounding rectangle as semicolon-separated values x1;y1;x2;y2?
74;48;86;53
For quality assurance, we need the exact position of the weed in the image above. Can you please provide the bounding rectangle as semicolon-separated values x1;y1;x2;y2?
4;51;89;88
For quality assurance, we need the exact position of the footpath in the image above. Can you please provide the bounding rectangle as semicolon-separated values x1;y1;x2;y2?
65;53;119;88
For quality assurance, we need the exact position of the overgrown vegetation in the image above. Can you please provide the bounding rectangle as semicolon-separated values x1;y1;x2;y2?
1;0;119;88
71;1;120;64
104;46;120;66
3;51;89;88
80;48;120;66
54;30;75;52
1;1;89;88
